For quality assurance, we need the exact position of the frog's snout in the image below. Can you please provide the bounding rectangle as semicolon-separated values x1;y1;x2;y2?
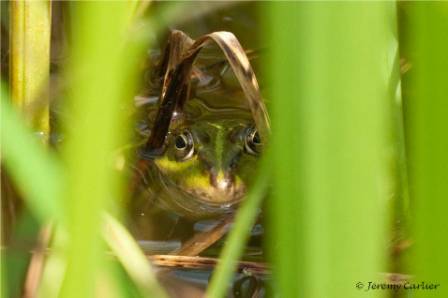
185;169;245;204
210;170;233;191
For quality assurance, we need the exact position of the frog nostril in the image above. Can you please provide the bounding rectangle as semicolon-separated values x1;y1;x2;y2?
209;172;217;188
216;178;229;190
230;160;238;169
198;152;213;171
209;170;236;191
228;152;241;170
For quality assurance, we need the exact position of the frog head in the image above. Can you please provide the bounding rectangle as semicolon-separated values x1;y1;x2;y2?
151;113;262;218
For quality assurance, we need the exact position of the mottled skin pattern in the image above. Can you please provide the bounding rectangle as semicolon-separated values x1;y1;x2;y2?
140;113;260;219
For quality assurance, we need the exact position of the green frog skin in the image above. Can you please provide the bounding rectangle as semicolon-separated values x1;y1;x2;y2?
138;110;262;219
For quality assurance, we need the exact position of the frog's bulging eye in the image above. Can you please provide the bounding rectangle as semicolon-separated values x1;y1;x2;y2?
175;135;187;150
174;130;194;160
244;127;262;155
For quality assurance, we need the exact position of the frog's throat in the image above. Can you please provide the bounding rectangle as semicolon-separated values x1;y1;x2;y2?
154;155;245;205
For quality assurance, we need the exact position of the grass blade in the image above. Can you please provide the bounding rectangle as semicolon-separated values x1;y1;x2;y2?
57;2;140;297
266;2;396;297
399;3;448;297
103;213;168;298
1;93;63;221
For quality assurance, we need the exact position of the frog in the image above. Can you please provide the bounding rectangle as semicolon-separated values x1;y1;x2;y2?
134;100;263;220
128;30;268;242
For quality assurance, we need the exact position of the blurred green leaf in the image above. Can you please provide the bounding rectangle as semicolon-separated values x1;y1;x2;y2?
399;3;448;297
58;2;147;297
1;91;63;221
266;2;396;297
1;209;40;298
103;213;167;298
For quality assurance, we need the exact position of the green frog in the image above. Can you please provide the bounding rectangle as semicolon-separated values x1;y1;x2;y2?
135;101;262;219
130;29;268;224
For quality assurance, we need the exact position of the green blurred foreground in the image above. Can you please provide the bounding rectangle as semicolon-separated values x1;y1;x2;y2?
2;2;448;298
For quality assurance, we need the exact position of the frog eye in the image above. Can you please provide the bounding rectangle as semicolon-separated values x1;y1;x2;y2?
244;127;262;155
174;130;194;160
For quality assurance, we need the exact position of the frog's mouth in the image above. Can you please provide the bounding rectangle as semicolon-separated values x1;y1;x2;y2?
184;181;246;205
157;170;246;210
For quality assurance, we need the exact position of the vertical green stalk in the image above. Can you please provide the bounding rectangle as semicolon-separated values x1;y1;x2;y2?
399;3;448;297
10;0;51;137
385;4;410;276
6;2;51;296
267;3;396;297
58;3;135;298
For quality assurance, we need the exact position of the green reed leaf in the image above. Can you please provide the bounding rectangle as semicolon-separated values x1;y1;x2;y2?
399;3;448;297
266;2;397;297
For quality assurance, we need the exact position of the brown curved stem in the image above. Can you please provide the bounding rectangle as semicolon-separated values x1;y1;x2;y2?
143;30;270;157
170;214;235;257
184;31;271;143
